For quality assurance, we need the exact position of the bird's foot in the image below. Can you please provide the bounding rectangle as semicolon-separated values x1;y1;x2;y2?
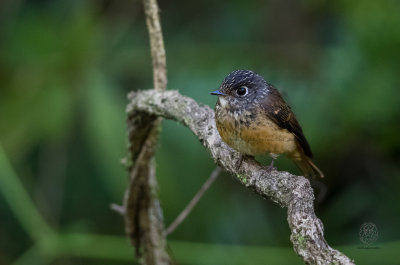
235;156;244;171
266;159;277;172
235;155;251;170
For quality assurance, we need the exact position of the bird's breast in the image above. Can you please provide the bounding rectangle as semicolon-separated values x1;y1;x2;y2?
215;102;297;156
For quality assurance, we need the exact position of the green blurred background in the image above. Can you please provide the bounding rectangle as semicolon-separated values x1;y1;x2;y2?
1;0;400;264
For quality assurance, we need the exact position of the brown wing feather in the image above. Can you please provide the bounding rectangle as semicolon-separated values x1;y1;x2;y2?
261;86;313;158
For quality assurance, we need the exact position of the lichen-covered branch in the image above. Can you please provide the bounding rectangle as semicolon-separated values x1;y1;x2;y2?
123;0;171;264
126;89;355;265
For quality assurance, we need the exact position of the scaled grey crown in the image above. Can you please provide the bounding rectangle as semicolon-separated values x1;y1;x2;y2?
221;70;267;91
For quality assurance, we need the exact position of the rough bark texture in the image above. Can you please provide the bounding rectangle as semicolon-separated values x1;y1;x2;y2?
124;116;171;264
123;0;171;264
126;89;355;265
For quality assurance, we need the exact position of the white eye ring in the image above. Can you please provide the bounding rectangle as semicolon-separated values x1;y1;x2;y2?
236;86;248;96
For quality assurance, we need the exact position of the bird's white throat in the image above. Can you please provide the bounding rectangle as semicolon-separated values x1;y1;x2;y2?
218;97;228;108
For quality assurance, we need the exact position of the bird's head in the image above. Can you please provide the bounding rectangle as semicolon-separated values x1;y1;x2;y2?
211;70;270;110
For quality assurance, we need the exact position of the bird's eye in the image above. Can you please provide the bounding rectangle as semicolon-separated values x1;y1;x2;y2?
236;86;248;96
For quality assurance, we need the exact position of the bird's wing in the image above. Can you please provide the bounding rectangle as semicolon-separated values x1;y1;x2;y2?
261;86;313;158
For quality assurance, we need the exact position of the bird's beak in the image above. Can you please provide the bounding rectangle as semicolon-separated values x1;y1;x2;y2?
210;89;226;96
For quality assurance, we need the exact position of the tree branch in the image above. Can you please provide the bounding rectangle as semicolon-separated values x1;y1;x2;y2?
123;0;171;264
126;89;355;265
143;0;167;90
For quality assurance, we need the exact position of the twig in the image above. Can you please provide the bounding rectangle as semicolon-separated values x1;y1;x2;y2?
110;203;125;216
166;167;222;236
127;89;355;265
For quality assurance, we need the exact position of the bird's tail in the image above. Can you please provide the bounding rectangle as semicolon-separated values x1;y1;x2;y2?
292;154;324;178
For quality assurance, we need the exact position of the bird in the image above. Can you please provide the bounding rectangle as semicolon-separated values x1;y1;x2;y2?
211;70;324;178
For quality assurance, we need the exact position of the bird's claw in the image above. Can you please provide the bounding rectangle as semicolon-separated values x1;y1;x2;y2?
266;159;277;171
235;156;244;170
